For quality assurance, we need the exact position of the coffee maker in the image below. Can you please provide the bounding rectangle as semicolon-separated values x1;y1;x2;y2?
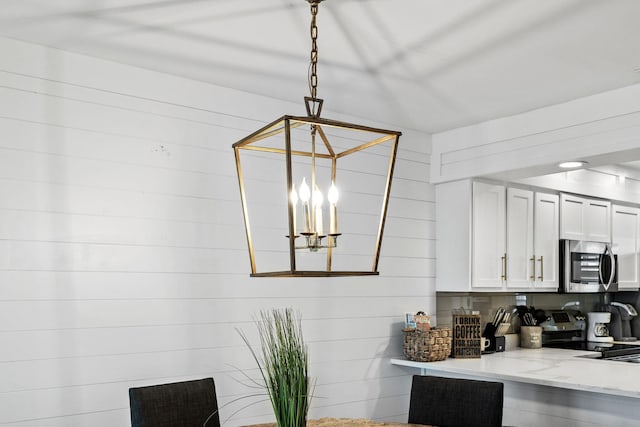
587;312;614;343
610;293;640;339
608;302;638;341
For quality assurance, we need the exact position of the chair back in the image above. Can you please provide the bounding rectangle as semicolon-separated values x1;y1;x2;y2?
129;377;220;427
408;374;503;427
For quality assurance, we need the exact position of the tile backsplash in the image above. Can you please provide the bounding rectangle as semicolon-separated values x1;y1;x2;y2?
435;292;607;329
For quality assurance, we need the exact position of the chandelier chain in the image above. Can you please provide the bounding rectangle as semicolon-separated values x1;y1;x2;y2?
309;2;319;107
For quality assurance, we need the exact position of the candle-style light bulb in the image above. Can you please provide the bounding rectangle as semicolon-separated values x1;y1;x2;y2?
328;183;338;234
299;178;311;233
328;184;339;204
299;178;310;203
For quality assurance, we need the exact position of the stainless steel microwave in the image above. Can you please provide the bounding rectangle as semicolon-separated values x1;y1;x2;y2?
560;239;618;293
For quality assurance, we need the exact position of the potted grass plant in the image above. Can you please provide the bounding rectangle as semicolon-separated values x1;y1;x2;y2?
239;308;314;427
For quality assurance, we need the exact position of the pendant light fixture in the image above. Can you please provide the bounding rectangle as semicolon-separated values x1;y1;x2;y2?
233;0;401;277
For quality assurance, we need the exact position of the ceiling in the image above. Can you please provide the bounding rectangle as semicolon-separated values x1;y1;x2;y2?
0;0;639;135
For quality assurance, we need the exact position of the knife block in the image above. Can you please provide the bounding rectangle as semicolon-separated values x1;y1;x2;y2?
482;322;505;352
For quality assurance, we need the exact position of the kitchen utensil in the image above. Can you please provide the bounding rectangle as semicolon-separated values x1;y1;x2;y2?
492;307;506;326
534;308;548;325
523;312;536;326
516;305;531;320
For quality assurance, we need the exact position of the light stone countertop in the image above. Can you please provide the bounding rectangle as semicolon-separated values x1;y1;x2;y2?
391;346;640;398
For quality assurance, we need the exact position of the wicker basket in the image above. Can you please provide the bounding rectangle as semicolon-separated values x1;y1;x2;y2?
402;327;452;362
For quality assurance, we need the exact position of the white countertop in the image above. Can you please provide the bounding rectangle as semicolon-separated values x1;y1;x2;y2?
391;346;640;398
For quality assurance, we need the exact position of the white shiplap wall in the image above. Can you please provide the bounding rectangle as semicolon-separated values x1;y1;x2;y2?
0;37;434;426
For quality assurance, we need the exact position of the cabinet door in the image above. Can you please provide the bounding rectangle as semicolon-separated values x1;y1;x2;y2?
560;194;585;240
560;194;611;243
472;182;506;288
585;199;611;243
612;205;640;290
534;192;559;290
506;188;534;289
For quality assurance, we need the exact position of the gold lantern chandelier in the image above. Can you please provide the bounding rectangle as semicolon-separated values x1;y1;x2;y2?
233;0;401;277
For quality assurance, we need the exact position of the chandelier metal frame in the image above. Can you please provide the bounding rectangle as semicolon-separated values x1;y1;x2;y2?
232;0;401;277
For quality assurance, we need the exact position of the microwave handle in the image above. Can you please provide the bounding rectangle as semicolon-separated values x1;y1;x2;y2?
598;252;604;284
607;244;616;287
601;244;616;289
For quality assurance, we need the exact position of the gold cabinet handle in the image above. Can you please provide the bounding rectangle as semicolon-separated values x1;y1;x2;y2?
501;253;507;281
537;256;544;281
530;255;536;280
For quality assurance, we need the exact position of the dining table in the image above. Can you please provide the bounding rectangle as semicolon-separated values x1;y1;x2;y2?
245;418;430;427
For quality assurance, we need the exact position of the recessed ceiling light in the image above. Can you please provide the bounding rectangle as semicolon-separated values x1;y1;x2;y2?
558;161;588;169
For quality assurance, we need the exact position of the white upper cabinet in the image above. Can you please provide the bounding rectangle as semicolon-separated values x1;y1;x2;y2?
533;192;559;289
612;204;640;290
560;194;611;243
506;188;534;289
586;198;612;242
436;180;559;292
505;189;559;291
472;182;506;288
559;194;585;240
437;182;639;292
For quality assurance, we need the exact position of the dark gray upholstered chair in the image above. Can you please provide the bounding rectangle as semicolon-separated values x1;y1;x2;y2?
408;374;504;427
129;377;220;427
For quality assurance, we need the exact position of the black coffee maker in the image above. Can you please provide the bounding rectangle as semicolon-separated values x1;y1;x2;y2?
608;301;638;341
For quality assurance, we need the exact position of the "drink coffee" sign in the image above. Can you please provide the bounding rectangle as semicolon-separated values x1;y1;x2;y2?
452;314;481;358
